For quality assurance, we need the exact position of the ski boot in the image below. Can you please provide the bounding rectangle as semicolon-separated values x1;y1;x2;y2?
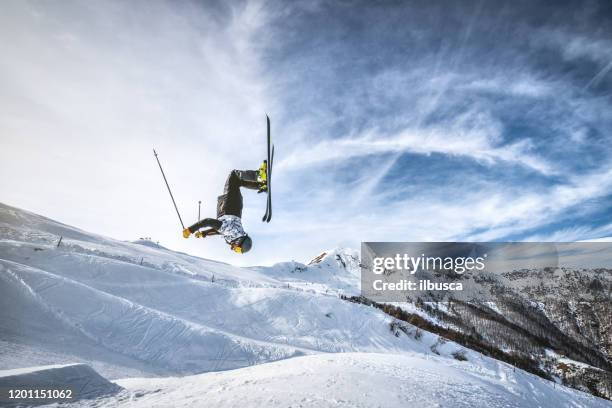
257;160;268;193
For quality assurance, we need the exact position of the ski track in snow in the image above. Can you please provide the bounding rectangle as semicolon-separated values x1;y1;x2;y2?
67;353;607;408
0;202;609;407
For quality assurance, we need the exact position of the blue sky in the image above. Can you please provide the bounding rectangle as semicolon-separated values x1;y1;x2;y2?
1;0;611;265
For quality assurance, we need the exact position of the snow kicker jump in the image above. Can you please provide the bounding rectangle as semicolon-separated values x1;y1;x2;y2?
154;116;274;254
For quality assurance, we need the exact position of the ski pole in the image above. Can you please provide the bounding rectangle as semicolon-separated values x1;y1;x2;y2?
153;149;185;230
198;200;201;221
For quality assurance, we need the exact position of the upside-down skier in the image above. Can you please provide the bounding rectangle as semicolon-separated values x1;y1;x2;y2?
155;117;272;254
181;163;267;254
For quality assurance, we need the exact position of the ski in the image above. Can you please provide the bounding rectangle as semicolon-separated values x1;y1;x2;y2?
266;145;274;222
262;115;274;222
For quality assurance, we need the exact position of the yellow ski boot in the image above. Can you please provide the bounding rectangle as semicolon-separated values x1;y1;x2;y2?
257;160;268;193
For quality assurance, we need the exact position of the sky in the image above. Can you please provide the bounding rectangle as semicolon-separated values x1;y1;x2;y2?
1;0;611;266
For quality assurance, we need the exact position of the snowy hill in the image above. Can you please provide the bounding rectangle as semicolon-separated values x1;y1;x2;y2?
0;203;420;379
0;202;608;407
0;363;122;406
131;238;167;250
113;352;603;408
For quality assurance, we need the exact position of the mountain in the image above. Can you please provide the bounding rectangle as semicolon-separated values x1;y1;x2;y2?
0;202;608;407
354;253;612;399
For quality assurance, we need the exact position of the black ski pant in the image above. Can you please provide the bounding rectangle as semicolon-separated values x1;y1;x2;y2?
217;169;259;218
188;169;259;232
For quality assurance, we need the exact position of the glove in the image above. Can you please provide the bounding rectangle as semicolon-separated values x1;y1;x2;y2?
182;228;191;238
195;231;205;238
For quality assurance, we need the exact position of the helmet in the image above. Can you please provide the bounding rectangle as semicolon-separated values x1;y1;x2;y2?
231;235;252;254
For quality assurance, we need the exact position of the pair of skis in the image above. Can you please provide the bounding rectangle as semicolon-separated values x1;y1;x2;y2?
262;115;274;223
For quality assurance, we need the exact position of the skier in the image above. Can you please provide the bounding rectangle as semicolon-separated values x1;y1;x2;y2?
181;162;267;254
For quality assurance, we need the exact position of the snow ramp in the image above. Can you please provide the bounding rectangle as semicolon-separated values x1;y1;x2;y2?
0;363;122;406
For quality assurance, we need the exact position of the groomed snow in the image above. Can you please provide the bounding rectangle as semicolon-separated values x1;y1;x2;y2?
0;363;121;406
90;353;608;407
1;202;609;407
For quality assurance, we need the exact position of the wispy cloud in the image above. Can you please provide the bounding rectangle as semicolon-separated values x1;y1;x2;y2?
527;223;612;242
533;28;612;89
0;0;274;265
585;60;612;90
262;0;612;261
279;110;554;175
2;0;612;265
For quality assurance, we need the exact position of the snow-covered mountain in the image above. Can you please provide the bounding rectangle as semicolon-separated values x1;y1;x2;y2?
355;260;612;398
0;202;608;407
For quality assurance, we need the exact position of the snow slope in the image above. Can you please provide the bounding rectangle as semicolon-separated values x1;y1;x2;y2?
0;203;416;379
0;202;609;407
106;353;607;408
0;363;121;406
